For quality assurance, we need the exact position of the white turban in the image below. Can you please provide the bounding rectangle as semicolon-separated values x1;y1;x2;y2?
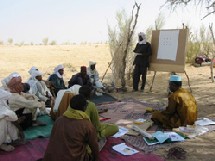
31;70;43;78
1;72;21;87
28;66;38;75
54;64;64;73
89;61;96;66
138;32;146;44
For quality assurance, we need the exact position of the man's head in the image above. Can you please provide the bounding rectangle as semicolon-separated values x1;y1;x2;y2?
32;70;43;81
138;32;146;42
22;83;30;93
70;94;87;111
79;86;91;99
54;64;64;76
169;75;182;92
80;66;87;76
89;61;96;70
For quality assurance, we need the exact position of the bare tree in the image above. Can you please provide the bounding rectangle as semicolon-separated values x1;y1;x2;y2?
108;3;141;90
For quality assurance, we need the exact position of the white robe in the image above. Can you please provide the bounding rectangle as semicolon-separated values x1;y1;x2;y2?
53;85;81;112
8;92;45;120
87;67;103;88
0;89;19;145
28;79;52;102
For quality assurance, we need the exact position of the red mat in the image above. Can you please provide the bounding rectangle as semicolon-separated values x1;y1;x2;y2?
100;137;165;161
0;137;164;161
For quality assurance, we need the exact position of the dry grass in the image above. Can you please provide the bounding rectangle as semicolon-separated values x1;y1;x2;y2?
1;44;215;161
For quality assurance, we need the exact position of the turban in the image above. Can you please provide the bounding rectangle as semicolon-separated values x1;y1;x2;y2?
89;61;96;66
54;64;64;73
28;66;38;75
170;75;182;82
138;32;146;44
31;70;43;78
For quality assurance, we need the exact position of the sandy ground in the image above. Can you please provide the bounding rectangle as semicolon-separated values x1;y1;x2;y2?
1;45;215;161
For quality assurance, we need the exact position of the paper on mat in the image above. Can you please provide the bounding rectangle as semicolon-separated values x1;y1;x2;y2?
195;118;215;126
112;143;139;155
164;132;185;142
112;126;128;138
157;30;179;61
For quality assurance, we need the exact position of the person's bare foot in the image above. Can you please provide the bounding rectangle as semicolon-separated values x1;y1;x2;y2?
0;144;15;152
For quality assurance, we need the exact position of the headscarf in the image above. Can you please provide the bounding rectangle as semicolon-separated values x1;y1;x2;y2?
63;107;89;120
28;66;38;75
54;64;64;78
138;32;146;44
89;61;96;66
1;72;22;93
31;70;43;80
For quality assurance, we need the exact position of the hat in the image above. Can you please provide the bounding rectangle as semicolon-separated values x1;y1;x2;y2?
81;66;87;72
89;61;96;66
170;75;182;82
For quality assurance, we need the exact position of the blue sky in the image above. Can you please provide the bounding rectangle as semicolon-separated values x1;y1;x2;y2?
0;0;214;44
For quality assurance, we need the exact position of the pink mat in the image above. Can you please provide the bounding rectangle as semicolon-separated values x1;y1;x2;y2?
0;138;48;161
100;137;165;161
0;137;164;161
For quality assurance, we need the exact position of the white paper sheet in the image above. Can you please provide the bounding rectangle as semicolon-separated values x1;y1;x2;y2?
164;132;185;142
195;118;215;126
112;126;128;138
112;143;139;155
157;30;179;61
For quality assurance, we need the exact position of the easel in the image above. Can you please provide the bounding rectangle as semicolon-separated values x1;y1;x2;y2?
149;70;192;93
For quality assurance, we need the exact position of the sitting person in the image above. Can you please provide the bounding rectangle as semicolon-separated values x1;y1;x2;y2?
48;64;66;96
43;94;99;161
0;89;22;152
51;84;81;120
27;70;53;107
151;75;197;129
87;61;104;92
79;86;118;139
7;82;46;127
68;66;92;88
27;66;39;82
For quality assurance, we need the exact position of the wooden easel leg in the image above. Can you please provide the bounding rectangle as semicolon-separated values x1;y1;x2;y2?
150;71;156;92
184;70;192;93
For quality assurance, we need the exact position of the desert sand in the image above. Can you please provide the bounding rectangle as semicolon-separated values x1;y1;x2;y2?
1;44;215;161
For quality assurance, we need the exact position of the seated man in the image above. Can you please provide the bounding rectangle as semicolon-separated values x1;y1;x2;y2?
79;86;118;139
0;89;21;152
151;75;197;129
27;66;39;82
51;84;81;120
68;66;92;88
27;70;53;107
48;64;66;96
8;82;46;127
43;94;99;161
87;61;104;92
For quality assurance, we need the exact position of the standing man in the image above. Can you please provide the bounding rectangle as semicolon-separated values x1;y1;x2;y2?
133;32;152;92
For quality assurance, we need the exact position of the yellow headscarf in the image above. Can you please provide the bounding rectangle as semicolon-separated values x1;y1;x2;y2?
63;106;89;120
